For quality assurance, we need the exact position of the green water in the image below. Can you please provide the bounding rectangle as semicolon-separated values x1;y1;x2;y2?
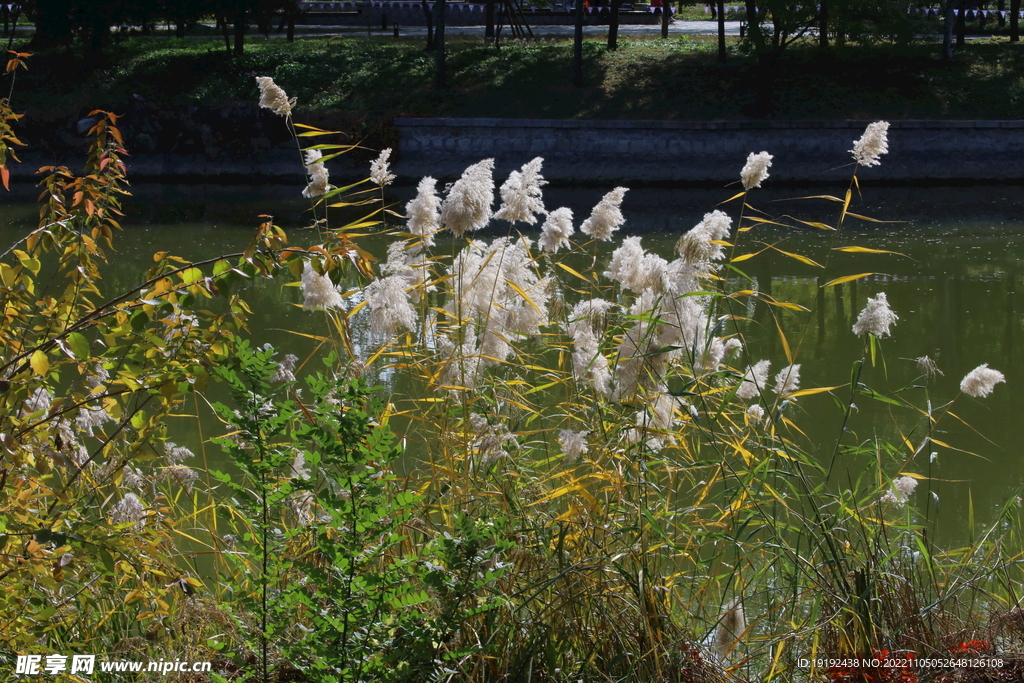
3;182;1023;545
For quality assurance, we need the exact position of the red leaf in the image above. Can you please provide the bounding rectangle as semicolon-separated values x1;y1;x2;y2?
1;165;9;191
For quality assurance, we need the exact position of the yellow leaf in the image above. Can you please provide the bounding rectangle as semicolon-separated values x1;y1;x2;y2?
897;472;928;480
773;247;823;268
505;278;543;315
555;262;592;282
775;320;792;364
785;385;844;398
30;349;48;376
823;273;876;287
730;253;759;263
833;246;906;256
766;300;810;312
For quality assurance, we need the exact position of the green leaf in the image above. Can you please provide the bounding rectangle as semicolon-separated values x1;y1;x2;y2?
67;332;90;359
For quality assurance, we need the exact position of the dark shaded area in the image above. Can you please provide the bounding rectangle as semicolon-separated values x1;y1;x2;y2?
4;36;1023;160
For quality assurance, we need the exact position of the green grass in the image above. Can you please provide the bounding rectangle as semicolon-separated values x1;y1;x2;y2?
9;34;1024;128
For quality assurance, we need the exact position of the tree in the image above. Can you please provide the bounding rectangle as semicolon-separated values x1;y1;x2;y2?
436;0;447;88
742;0;817;115
572;0;584;87
608;0;622;51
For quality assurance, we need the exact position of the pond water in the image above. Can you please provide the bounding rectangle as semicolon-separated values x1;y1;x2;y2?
3;181;1023;547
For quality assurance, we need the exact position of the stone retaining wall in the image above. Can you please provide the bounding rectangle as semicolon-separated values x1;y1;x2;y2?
393;118;1024;184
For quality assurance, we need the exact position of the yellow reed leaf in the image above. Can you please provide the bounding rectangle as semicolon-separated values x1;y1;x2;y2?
823;273;875;287
773;247;823;268
555;262;593;282
730;253;759;263
775;320;792;364
833;246;906;256
505;278;543;315
766;300;810;312
897;472;928;480
785;385;844;398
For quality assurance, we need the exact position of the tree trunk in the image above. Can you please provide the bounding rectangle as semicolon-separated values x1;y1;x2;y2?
942;0;956;59
744;0;775;116
956;1;966;47
661;0;670;38
28;0;73;49
219;13;232;53
819;0;829;48
1011;0;1020;41
572;0;584;87
234;7;247;55
717;0;726;60
288;13;295;41
608;0;621;50
436;0;447;89
90;13;110;55
486;0;495;38
998;0;1005;27
176;16;187;38
421;0;435;49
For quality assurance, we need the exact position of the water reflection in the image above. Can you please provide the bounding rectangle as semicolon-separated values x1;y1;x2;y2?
2;182;1021;545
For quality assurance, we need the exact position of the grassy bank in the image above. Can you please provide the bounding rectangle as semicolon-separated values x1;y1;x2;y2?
9;33;1024;127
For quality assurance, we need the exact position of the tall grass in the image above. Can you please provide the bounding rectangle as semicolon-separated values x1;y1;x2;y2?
4;62;1024;683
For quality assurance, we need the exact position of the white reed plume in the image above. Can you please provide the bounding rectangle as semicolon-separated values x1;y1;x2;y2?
110;492;146;528
381;241;432;302
772;363;801;396
164;442;194;465
165;465;199;494
740;151;772;190
370;148;396;187
494;157;547;225
916;355;943;379
406;177;441;247
673;210;733;285
713;597;746;662
538;207;574;253
364;274;419;338
604;236;668;294
75;405;114;437
852;292;898;338
256;76;295;118
580;187;628;241
122;466;145;491
650;392;677;430
301;261;345;311
270;354;299;383
736;360;771;400
746;404;765;424
851;121;890;167
437;330;481;389
302;149;332;199
572;328;612;398
291;451;311;481
960;364;1005;398
558;430;589;463
440;159;495;238
880;475;918;506
289;491;315;527
567;298;613;338
22;387;52;415
85;364;109;389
